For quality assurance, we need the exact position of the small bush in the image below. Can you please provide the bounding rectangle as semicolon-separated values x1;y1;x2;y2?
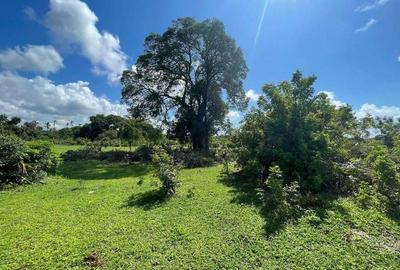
0;136;56;186
99;150;134;163
172;151;214;168
258;165;303;224
153;147;181;196
131;145;153;162
356;182;381;209
61;147;100;161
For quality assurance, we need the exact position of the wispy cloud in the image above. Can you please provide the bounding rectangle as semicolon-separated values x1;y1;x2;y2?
355;0;391;12
318;91;347;108
245;89;260;101
355;18;377;33
355;103;400;120
254;0;270;48
397;56;400;62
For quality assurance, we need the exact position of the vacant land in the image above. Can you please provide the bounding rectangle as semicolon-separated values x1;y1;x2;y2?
0;146;399;269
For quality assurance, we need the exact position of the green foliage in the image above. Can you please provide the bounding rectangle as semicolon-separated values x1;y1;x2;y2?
0;136;56;186
235;71;356;192
365;142;400;216
356;182;381;209
120;122;142;151
257;166;303;227
172;151;215;168
152;147;181;196
61;147;101;162
121;17;248;152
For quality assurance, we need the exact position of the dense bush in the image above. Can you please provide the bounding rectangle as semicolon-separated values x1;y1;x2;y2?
234;71;357;192
171;150;214;168
0;136;57;186
131;145;153;162
61;144;154;163
257;166;303;224
152;147;181;196
61;147;101;161
99;151;134;163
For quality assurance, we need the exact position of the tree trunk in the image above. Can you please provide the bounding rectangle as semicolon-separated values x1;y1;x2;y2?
190;118;209;154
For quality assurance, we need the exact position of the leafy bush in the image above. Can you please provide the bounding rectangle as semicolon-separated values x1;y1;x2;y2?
152;147;181;196
26;140;58;174
366;143;400;216
0;136;56;186
356;182;381;209
99;150;134;163
234;72;357;192
257;166;303;225
172;151;214;168
60;144;154;163
61;147;101;161
131;145;153;162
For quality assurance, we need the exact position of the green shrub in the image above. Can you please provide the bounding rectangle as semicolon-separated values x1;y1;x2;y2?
356;182;381;209
61;147;101;161
131;145;153;162
152;147;181;196
234;72;357;192
173;151;214;168
0;136;56;186
257;165;303;224
99;151;134;163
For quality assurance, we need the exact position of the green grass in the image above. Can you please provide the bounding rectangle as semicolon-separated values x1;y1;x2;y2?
0;145;399;269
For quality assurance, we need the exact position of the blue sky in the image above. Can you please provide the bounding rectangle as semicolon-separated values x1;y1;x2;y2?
0;0;399;126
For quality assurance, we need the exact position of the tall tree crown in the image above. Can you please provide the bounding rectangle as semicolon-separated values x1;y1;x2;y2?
121;17;248;151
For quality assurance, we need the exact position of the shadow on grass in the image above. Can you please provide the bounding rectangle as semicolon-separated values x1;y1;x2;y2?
219;172;263;207
58;160;151;180
123;189;168;210
219;171;350;236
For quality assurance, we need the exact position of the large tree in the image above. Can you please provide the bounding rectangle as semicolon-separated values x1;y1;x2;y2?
121;17;248;153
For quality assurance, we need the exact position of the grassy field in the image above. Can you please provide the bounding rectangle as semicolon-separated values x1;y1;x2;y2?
0;147;399;269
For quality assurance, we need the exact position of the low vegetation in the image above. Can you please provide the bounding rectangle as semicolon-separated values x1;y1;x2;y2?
0;136;57;186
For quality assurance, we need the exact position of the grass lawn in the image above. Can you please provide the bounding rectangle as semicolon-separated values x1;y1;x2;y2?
0;147;399;269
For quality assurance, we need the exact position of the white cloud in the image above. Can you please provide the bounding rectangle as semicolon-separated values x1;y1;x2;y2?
245;89;260;101
318;91;347;108
355;18;377;33
355;104;400;120
397;56;400;62
43;0;127;83
0;45;63;74
227;110;240;119
318;91;400;121
0;72;126;127
355;0;391;12
226;110;242;126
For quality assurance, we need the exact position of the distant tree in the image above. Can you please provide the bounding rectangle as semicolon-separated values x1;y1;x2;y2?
121;17;248;153
77;114;126;140
120;123;141;152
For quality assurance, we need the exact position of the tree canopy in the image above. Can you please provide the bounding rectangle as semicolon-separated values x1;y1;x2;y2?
121;17;248;153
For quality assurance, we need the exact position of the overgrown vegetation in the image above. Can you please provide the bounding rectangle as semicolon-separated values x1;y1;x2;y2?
0;135;57;186
233;71;400;228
